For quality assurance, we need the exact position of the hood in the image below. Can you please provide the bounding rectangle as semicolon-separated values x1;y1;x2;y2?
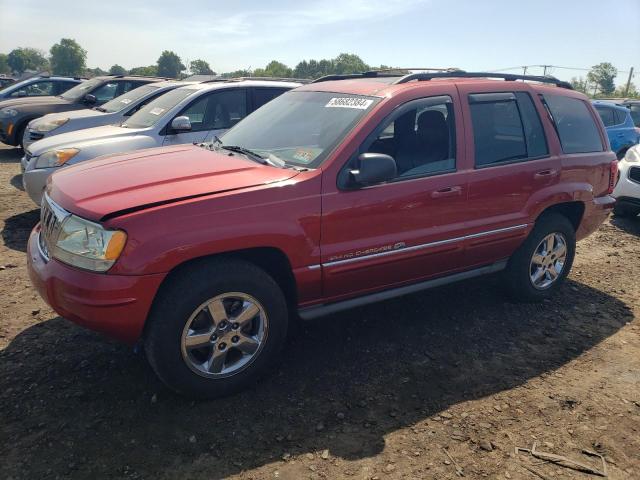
28;124;146;155
0;95;72;109
32;108;105;126
48;145;300;220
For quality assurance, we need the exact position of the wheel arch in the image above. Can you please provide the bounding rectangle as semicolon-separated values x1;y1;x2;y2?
535;201;585;232
150;246;299;316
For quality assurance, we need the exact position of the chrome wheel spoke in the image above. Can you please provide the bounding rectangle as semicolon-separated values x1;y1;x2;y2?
531;253;545;266
234;302;260;327
235;333;259;355
531;267;545;284
184;330;213;349
207;299;228;325
548;264;559;280
553;242;567;259
208;347;228;374
545;234;554;254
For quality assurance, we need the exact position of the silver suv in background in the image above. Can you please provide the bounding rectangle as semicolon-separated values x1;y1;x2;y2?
21;79;302;204
23;80;197;149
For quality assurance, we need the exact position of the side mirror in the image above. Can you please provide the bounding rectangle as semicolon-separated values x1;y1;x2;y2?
170;116;192;132
83;94;97;105
349;153;397;186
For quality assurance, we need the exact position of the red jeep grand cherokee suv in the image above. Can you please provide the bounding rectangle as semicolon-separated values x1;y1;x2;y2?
28;71;617;398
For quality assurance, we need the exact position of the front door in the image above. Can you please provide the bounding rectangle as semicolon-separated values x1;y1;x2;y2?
164;88;248;146
320;92;471;301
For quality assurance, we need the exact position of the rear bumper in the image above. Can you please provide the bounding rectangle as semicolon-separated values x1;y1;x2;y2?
27;225;166;344
576;195;615;241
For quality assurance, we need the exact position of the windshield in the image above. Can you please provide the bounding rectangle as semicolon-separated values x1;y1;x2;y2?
100;85;160;113
629;104;640;127
122;88;196;128
220;91;379;168
60;78;102;101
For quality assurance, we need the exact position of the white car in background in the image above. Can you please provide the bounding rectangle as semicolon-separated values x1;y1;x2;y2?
613;144;640;218
21;79;301;205
22;80;195;150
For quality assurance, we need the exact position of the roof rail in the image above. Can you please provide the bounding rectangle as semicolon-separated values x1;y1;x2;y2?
311;68;461;83
392;71;573;89
218;76;311;84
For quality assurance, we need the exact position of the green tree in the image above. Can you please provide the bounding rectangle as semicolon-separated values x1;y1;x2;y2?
0;54;10;74
109;64;127;75
570;76;589;94
85;66;108;77
587;62;617;96
253;60;292;78
49;39;87;76
220;69;252;78
129;65;159;76
189;59;214;75
333;53;369;74
7;48;48;74
156;51;185;78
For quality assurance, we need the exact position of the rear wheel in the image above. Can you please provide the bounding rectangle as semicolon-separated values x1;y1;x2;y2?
145;258;289;399
504;213;576;302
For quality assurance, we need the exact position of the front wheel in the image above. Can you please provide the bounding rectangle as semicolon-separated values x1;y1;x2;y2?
504;213;576;302
145;259;289;399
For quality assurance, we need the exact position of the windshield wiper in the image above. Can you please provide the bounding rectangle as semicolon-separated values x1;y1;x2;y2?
222;145;270;165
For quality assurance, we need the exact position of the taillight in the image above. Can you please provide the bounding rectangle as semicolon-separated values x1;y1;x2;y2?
608;160;618;194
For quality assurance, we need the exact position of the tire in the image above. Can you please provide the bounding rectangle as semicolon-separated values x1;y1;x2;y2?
504;213;576;302
613;204;640;218
16;123;27;152
145;258;289;399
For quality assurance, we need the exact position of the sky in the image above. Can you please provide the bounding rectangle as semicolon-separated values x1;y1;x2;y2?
1;0;639;84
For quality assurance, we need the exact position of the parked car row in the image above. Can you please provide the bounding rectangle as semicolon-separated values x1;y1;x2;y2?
16;69;625;398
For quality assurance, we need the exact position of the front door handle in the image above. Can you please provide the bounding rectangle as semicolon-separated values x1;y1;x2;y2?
534;169;558;179
431;186;462;198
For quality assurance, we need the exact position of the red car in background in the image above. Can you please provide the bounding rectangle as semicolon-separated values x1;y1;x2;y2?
28;71;616;398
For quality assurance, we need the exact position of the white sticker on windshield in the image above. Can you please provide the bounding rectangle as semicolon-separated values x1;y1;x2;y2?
120;98;132;104
325;97;373;110
149;107;165;116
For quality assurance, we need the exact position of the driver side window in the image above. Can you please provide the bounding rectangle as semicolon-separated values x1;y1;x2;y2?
363;96;456;179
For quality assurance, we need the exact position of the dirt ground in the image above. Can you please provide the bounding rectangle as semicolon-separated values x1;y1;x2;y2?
0;143;638;480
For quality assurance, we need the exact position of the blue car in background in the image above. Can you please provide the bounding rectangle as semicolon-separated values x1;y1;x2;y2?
592;100;640;159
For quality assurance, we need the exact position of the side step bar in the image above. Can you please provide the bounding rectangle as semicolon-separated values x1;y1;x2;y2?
298;260;508;320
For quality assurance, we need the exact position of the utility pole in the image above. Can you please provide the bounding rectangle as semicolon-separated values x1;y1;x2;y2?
624;67;634;97
542;65;550;76
523;66;528;75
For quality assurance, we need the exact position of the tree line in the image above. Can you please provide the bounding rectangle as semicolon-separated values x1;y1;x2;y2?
570;62;637;98
1;39;636;98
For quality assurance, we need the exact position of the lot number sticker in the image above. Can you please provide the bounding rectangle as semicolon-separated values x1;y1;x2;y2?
325;97;373;109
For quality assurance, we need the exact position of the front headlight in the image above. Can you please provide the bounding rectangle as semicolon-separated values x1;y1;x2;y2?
0;108;18;118
33;118;69;133
34;148;80;168
52;215;127;272
623;146;640;163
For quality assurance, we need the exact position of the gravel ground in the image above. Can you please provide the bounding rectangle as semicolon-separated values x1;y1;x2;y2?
0;143;638;480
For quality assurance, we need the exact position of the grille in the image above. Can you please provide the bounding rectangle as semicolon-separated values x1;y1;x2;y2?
38;195;68;260
630;166;640;184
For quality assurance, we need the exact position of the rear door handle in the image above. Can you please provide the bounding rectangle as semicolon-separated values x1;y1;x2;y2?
431;186;462;198
534;169;558;179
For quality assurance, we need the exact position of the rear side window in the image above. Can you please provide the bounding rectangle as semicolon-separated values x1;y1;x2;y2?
596;106;615;127
253;88;287;109
613;108;628;125
543;94;603;154
469;92;548;166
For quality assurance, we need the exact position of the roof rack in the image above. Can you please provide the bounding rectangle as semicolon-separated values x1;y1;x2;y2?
392;71;573;89
215;77;311;84
312;68;461;83
311;69;572;89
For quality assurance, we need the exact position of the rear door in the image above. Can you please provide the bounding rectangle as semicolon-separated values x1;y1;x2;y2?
458;86;558;268
320;90;471;300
